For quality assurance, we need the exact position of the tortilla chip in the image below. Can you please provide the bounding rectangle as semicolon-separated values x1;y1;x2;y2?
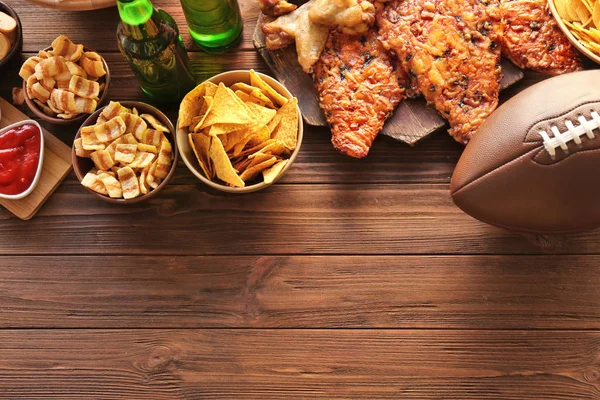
81;172;108;195
179;83;207;129
210;136;245;187
189;133;213;178
249;69;288;107
200;83;253;128
246;102;277;124
262;160;289;184
117;167;140;199
239;156;278;182
98;173;123;198
246;125;271;148
115;143;138;164
271;97;298;150
192;96;215;132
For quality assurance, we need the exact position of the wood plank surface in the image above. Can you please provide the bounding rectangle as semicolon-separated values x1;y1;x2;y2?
0;183;596;255
1;255;600;329
0;329;599;399
2;0;599;399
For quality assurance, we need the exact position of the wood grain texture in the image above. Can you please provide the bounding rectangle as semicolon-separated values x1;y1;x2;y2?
0;329;599;399
2;255;600;329
0;183;598;255
0;98;72;220
253;13;525;145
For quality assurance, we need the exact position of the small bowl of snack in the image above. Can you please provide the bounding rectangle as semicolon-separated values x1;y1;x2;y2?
19;35;110;125
0;1;23;70
549;0;600;64
72;101;177;204
176;69;302;193
0;120;44;200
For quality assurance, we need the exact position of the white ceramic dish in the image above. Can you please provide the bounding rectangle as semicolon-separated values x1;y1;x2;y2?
176;70;304;194
0;119;45;200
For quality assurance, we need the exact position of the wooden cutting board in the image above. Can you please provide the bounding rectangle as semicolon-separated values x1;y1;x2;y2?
253;14;525;146
24;0;115;11
0;98;72;220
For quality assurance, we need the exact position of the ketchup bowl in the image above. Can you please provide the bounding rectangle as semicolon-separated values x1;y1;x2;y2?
0;120;44;200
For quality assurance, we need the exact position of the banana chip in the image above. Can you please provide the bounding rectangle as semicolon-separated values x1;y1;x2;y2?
557;0;600;55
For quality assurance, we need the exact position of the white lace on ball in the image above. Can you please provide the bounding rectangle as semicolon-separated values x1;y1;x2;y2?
539;111;600;157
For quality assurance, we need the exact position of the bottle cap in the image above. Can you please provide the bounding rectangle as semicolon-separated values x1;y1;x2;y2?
117;0;153;25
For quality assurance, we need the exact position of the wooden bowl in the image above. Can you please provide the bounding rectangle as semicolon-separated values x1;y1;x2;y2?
23;47;110;126
0;1;23;71
72;101;178;204
176;70;303;194
548;0;600;65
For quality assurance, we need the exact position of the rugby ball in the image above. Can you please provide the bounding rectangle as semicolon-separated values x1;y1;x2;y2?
451;70;600;234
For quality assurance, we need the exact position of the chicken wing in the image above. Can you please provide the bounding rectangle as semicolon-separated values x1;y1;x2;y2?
377;0;503;144
499;0;583;75
259;0;297;17
313;28;406;158
308;0;376;34
262;0;329;72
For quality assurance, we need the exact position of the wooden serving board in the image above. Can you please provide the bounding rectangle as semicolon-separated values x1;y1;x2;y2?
0;98;72;220
24;0;115;11
253;14;525;146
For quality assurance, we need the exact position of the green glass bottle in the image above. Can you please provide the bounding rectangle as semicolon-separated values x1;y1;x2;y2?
116;0;197;103
179;0;244;52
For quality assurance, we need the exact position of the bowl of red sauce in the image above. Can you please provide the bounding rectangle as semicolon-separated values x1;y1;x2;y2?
0;120;44;200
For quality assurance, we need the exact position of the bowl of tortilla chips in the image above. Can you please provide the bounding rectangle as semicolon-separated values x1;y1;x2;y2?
176;69;303;193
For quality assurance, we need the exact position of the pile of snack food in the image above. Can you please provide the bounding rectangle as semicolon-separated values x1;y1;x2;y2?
17;35;106;120
179;70;298;188
259;0;584;158
0;10;17;61
554;0;600;54
74;101;174;199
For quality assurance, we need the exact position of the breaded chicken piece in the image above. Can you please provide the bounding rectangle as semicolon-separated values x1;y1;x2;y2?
499;0;583;75
313;28;406;158
377;0;503;144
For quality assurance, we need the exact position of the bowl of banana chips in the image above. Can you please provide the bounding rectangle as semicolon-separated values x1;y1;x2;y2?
72;101;177;203
550;0;600;64
19;35;110;125
176;70;302;193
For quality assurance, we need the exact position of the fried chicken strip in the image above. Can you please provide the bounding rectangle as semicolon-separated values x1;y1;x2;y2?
378;0;503;144
499;0;583;75
313;28;406;158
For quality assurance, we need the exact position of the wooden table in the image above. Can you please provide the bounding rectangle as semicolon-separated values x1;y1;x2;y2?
1;1;600;398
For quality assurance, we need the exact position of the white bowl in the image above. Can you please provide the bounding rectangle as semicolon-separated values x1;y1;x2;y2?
0;119;44;200
176;70;303;194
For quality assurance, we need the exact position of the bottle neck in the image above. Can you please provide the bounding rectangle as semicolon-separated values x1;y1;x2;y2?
117;0;160;39
117;0;153;25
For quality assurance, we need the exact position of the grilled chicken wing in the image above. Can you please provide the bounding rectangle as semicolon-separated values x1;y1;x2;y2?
263;0;329;72
259;0;297;16
313;28;406;158
499;0;583;75
308;0;377;34
377;0;503;144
